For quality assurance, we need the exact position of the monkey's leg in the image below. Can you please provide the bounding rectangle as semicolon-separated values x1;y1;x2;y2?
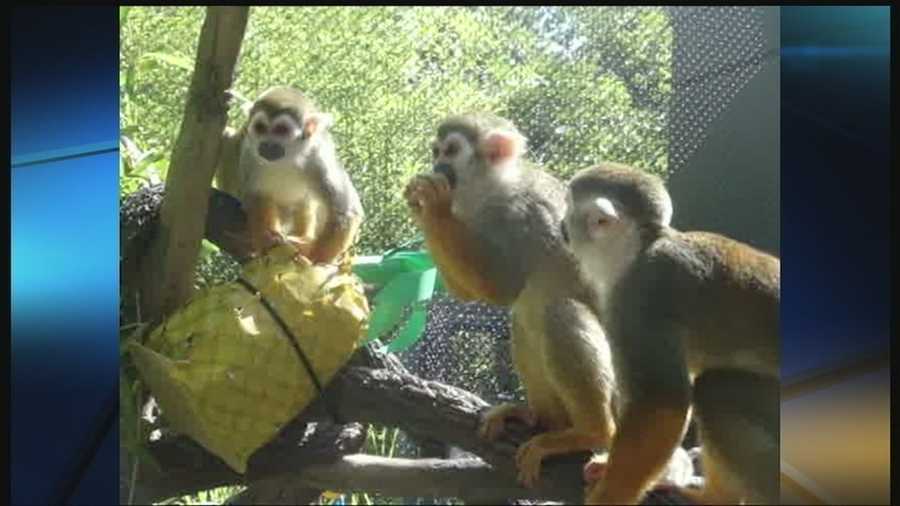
516;427;613;489
671;455;743;506
285;204;318;261
584;405;690;505
586;371;690;504
310;215;362;265
516;303;616;487
244;194;284;255
679;369;780;505
480;316;552;443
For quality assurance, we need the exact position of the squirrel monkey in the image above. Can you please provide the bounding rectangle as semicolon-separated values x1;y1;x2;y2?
562;163;780;505
403;114;617;489
215;86;363;264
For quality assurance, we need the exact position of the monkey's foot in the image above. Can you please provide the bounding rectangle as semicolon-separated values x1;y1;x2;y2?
515;437;549;488
478;403;536;442
649;484;708;505
518;429;612;490
583;452;609;486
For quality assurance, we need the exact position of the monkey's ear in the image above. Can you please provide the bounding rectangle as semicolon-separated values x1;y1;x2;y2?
586;197;620;237
482;129;525;167
304;112;334;138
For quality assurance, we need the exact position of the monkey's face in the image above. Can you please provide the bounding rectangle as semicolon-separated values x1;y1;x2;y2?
245;109;331;166
430;127;524;191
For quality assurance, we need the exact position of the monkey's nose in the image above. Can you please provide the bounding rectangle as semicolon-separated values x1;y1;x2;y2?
560;220;569;243
433;163;457;188
258;142;285;161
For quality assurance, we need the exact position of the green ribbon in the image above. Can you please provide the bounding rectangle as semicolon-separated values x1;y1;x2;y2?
352;236;449;352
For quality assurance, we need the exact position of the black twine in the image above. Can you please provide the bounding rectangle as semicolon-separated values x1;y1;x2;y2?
236;276;342;423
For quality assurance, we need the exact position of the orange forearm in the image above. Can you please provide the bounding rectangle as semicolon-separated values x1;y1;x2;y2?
586;406;689;504
245;195;280;252
420;210;503;305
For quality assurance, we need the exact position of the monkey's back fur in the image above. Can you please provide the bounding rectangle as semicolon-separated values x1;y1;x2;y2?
463;164;617;430
467;166;597;307
611;228;780;383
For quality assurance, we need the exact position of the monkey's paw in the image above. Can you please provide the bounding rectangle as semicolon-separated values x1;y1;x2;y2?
515;437;547;489
251;229;288;255
405;173;452;215
478;403;536;442
583;452;609;488
283;235;315;264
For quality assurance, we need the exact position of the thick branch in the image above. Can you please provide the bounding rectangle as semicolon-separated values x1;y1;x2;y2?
120;347;404;504
141;6;249;321
126;359;693;505
301;454;535;503
121;421;365;505
326;367;586;503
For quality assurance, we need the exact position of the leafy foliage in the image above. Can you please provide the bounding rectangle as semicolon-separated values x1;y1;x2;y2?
120;6;673;256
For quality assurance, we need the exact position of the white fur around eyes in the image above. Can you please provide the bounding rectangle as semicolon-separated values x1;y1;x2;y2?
249;112;269;128
443;132;474;159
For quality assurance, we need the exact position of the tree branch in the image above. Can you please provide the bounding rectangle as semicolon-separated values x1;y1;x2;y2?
300;454;536;503
141;6;249;322
125;359;693;505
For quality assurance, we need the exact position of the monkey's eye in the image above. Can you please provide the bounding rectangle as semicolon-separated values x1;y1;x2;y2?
445;142;459;157
431;146;440;159
272;124;290;137
253;122;267;135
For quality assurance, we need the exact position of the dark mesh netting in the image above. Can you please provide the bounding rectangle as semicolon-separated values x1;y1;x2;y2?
665;6;770;175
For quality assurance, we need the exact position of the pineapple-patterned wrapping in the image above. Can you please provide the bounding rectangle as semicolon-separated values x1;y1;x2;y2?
128;244;370;473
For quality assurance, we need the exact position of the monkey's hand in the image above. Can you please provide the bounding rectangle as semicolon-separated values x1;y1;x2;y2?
403;174;508;305
478;403;537;442
249;228;288;257
283;234;315;264
404;173;453;219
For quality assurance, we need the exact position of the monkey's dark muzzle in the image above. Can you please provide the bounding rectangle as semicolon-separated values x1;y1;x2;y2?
258;142;285;162
432;163;457;188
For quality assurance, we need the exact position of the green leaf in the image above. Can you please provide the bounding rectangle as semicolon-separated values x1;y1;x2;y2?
119;6;131;27
140;52;194;72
